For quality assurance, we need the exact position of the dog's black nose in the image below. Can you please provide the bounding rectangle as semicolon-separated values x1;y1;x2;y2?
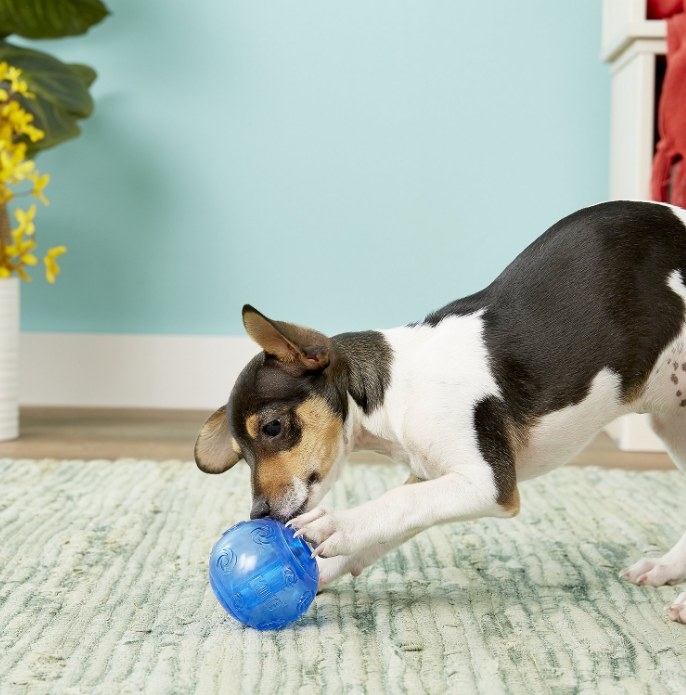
250;498;270;519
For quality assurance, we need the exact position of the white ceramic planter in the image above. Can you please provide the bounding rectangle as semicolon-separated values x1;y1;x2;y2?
0;276;19;440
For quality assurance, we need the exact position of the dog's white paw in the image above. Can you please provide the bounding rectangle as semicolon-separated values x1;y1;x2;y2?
316;555;363;587
667;592;686;624
288;506;357;558
621;556;686;587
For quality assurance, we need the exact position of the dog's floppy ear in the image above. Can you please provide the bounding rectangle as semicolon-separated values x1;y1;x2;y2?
242;304;331;370
195;405;242;474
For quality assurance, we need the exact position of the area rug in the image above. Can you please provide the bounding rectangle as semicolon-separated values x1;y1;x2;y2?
2;457;686;694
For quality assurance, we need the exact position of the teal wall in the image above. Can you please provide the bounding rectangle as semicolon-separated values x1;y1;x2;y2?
19;0;609;336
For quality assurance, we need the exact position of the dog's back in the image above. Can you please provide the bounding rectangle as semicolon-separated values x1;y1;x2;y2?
374;201;686;481
426;201;686;419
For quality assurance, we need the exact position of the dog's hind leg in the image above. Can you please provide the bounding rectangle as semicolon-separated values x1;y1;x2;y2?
621;412;686;622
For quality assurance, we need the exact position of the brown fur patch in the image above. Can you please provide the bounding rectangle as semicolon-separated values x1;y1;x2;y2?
194;406;241;474
256;395;343;501
501;485;521;516
506;419;531;457
231;437;242;455
246;414;259;439
621;379;648;406
242;307;331;369
243;310;298;363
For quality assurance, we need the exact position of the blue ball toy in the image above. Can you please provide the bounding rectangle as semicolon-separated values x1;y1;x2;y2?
208;518;319;630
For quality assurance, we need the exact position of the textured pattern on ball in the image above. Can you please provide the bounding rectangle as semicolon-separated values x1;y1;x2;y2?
209;519;319;630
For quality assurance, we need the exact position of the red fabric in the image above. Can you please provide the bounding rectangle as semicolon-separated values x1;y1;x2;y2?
651;1;686;206
647;0;683;20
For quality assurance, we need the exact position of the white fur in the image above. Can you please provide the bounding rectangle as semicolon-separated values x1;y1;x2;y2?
637;269;686;416
668;267;686;301
516;369;630;481
273;477;308;520
665;202;686;231
371;313;501;479
668;592;686;624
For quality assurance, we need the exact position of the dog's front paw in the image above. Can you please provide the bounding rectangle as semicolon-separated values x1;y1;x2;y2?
621;556;686;587
316;555;363;587
288;506;358;558
667;592;686;624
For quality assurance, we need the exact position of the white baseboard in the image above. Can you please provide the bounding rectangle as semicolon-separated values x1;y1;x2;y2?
19;332;258;411
19;332;669;453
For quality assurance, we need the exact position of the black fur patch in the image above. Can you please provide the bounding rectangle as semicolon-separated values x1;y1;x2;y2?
426;201;686;486
426;202;686;421
331;331;393;414
473;396;517;506
227;354;306;464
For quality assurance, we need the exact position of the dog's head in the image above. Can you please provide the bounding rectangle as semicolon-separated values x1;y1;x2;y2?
195;305;349;522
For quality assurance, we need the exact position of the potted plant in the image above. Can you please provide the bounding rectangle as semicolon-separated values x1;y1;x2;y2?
0;0;109;440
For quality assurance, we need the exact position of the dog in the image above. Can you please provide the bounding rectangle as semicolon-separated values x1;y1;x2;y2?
195;200;686;623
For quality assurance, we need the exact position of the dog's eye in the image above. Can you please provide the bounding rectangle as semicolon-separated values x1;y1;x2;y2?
262;419;282;437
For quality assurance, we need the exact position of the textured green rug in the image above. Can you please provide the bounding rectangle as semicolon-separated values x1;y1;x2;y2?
2;457;686;694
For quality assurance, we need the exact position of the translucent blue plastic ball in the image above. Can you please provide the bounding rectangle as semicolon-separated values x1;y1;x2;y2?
208;518;319;630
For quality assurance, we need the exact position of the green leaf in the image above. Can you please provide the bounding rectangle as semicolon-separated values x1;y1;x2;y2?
0;41;96;153
68;63;97;89
0;0;110;39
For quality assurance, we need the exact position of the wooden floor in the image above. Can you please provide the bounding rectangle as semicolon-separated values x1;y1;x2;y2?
0;407;206;461
0;407;675;470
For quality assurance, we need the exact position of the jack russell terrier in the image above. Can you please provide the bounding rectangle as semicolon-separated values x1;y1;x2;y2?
195;200;686;623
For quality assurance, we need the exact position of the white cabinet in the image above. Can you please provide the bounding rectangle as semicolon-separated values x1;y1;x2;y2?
603;0;668;451
602;0;667;63
603;0;666;200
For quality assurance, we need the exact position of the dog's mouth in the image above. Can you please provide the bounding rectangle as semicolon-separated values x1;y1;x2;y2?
266;487;310;524
278;482;320;523
288;499;308;522
261;472;324;524
267;498;307;525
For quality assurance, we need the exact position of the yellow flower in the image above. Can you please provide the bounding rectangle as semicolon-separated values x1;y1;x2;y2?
6;66;21;86
0;143;35;184
6;228;37;257
29;172;49;204
0;186;13;204
44;246;66;284
14;204;37;236
22;124;44;143
0;63;61;283
0;102;44;141
5;66;31;97
1;100;23;125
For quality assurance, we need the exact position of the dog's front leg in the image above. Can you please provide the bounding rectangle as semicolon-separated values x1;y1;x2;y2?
315;530;420;586
289;463;518;563
312;475;422;585
317;534;415;588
